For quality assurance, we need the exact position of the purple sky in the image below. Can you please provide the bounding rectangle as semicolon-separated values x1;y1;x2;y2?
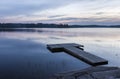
0;0;120;25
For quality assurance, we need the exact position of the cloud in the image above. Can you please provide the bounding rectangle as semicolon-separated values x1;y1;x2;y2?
32;17;120;25
1;0;120;25
48;15;65;18
0;0;78;17
95;12;104;15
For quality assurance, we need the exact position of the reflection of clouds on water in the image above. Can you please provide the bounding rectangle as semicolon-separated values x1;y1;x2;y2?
49;36;65;40
1;28;120;41
0;28;120;79
0;28;120;45
0;28;120;68
0;38;89;79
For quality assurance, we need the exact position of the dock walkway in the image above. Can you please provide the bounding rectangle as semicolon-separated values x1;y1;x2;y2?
47;43;108;66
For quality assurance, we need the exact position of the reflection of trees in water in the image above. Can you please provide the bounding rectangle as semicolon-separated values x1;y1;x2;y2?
0;28;43;32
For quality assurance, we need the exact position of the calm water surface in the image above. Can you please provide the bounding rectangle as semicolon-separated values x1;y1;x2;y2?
0;28;120;79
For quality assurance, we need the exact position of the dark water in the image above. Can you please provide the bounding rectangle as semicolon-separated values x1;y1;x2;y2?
0;38;89;79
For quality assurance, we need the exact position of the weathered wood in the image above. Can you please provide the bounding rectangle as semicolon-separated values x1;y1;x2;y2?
92;69;120;79
55;66;119;77
47;43;108;66
47;43;84;52
52;66;120;79
64;46;108;66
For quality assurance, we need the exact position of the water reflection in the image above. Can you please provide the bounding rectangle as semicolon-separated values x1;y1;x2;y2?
1;28;120;40
0;38;89;79
0;28;120;79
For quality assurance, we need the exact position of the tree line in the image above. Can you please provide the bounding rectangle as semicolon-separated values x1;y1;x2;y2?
0;23;120;28
0;23;69;28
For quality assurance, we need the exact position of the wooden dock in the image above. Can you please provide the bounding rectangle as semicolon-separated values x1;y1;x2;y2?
47;43;119;79
47;43;108;66
51;66;120;79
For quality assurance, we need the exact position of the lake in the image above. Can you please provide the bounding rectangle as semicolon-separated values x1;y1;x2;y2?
0;28;120;79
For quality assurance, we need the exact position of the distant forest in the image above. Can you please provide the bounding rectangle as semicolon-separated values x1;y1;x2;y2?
0;23;120;28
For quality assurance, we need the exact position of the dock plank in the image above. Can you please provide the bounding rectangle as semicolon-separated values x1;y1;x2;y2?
52;66;120;79
64;46;108;66
55;66;119;77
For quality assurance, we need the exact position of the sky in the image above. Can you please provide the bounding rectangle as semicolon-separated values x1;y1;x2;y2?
0;0;120;25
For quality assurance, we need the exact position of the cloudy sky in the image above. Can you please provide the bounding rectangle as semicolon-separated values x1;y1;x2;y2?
0;0;120;25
